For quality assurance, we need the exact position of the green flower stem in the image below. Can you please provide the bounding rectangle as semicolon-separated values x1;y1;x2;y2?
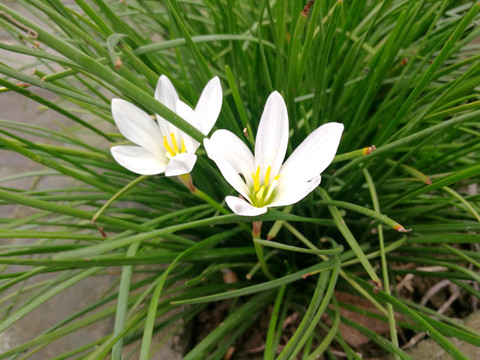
252;221;274;280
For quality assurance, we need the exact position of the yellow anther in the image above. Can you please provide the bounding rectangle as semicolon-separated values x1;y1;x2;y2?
252;166;261;192
264;166;271;187
180;139;186;153
256;185;266;200
170;133;179;154
274;174;281;181
163;135;176;157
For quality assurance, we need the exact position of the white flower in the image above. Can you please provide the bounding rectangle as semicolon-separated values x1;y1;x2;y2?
110;75;222;176
204;91;344;216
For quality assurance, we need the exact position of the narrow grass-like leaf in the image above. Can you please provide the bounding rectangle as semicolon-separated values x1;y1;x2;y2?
279;256;340;359
264;284;286;360
317;188;380;285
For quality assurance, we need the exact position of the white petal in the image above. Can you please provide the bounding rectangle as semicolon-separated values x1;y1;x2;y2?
280;122;344;184
175;100;201;153
154;75;179;111
111;99;163;155
155;76;181;137
195;76;222;135
165;153;197;176
111;146;167;175
226;196;267;216
204;131;254;199
208;130;255;180
255;91;289;179
269;175;321;208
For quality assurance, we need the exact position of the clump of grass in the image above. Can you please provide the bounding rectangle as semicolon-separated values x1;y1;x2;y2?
0;1;479;359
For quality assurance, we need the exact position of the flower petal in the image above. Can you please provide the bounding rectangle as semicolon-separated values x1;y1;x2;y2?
195;76;222;135
175;100;201;153
165;152;197;176
111;99;164;155
207;130;255;179
111;145;167;175
280;122;344;184
226;196;267;216
154;75;179;111
254;91;289;178
269;175;321;208
155;75;181;137
204;130;254;199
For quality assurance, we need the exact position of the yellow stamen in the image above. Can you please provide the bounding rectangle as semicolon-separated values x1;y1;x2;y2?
264;166;271;187
256;185;266;200
252;166;261;192
250;166;281;206
180;139;186;153
171;133;179;154
163;135;175;157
